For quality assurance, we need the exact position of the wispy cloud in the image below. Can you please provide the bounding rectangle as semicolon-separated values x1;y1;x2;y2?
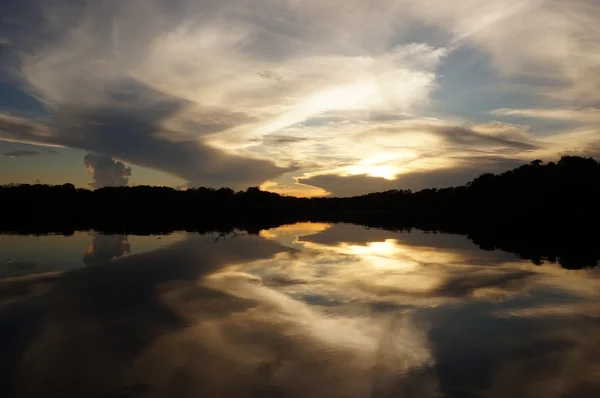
492;107;600;122
0;0;599;192
409;0;600;101
0;150;40;158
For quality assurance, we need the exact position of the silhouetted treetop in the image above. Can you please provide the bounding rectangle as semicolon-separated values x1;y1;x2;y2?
1;155;599;268
2;155;599;218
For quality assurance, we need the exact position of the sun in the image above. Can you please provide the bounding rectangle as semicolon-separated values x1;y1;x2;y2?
343;151;416;180
345;164;400;180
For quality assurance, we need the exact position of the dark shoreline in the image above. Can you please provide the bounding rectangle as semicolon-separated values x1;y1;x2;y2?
2;213;598;270
2;155;600;269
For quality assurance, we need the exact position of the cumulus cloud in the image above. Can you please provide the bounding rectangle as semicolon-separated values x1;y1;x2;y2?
84;153;131;189
82;233;130;266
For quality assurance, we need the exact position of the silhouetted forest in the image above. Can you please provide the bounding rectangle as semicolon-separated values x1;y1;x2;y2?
2;155;600;268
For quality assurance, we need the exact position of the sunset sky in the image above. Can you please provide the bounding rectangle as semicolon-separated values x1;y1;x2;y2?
1;0;599;196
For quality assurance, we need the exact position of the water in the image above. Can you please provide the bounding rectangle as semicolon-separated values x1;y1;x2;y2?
1;223;599;398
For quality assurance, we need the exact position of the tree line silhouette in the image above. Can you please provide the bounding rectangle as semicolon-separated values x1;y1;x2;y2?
1;155;599;268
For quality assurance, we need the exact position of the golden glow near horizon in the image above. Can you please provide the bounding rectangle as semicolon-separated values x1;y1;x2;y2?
259;222;333;248
259;180;330;198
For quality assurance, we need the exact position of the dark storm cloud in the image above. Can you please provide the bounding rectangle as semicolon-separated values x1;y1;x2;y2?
163;107;258;138
0;114;52;144
0;80;291;189
0;0;293;188
54;104;290;189
300;157;524;197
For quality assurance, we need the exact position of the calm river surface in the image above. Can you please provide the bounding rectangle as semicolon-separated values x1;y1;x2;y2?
1;223;599;398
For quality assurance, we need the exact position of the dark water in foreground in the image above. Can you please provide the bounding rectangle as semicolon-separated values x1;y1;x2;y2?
1;223;599;398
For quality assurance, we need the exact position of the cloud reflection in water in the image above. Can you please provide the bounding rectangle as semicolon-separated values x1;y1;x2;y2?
0;223;599;397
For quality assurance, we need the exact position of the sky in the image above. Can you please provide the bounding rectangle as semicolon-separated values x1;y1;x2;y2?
0;0;599;196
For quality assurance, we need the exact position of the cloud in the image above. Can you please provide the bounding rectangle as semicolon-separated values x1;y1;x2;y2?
438;123;538;151
82;233;131;266
0;114;56;146
4;232;297;397
260;179;329;198
2;221;600;396
0;0;447;187
286;116;600;195
408;0;600;101
249;118;540;185
299;155;525;197
431;269;536;298
0;80;292;188
492;107;600;122
0;149;40;158
1;0;600;191
84;153;132;189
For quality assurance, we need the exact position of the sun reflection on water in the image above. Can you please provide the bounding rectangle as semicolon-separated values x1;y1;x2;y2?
2;223;600;397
